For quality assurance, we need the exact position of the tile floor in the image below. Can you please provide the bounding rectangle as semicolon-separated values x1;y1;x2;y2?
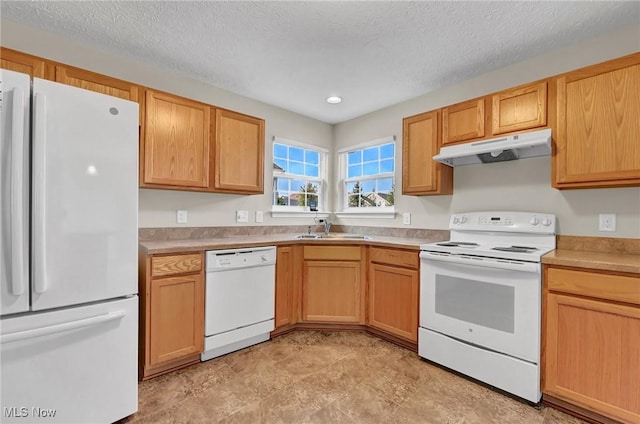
121;331;586;424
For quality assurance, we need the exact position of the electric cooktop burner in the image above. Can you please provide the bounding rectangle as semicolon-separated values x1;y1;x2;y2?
436;242;479;247
491;246;539;253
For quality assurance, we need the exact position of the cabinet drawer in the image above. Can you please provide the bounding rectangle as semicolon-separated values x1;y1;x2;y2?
369;247;419;269
151;253;203;277
303;246;361;261
547;267;640;305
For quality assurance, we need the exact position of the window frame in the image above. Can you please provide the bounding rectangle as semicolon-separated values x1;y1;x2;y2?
336;136;397;219
271;137;330;218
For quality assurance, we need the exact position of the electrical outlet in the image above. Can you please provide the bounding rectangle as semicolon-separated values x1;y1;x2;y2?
255;211;264;223
599;214;616;232
236;210;249;223
176;210;188;224
403;213;411;225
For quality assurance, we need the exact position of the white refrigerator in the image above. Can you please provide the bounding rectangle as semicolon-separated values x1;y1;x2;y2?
1;69;139;423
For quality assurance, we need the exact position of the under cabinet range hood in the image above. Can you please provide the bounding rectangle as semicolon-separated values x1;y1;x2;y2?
433;128;552;167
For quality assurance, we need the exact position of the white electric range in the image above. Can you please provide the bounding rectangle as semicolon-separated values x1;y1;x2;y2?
419;211;556;403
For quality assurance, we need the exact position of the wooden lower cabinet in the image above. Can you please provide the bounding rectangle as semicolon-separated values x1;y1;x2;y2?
274;245;301;329
301;246;365;324
139;251;205;380
368;247;419;343
544;265;640;423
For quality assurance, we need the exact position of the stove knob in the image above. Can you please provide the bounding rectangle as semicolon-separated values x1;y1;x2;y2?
541;217;552;226
460;216;467;224
452;217;459;224
529;217;539;226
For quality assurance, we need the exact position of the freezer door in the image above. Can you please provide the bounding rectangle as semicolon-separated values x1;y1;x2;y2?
0;296;138;423
0;70;30;316
31;79;139;311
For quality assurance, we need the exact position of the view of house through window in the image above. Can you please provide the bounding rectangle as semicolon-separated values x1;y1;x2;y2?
343;140;395;209
272;140;325;210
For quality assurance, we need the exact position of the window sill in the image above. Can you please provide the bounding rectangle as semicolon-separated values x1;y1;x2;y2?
334;210;397;219
271;210;331;219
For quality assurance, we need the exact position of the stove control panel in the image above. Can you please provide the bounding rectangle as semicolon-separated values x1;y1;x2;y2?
450;212;556;234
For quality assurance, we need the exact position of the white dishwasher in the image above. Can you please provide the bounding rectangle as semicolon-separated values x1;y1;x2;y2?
201;246;276;361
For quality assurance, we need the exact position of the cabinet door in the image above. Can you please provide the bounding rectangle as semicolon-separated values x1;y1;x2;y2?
544;293;640;423
442;98;485;145
302;261;362;323
142;89;211;189
213;108;265;194
492;81;547;135
148;274;204;367
368;263;419;342
0;47;53;79
275;246;296;328
402;110;453;195
554;54;640;188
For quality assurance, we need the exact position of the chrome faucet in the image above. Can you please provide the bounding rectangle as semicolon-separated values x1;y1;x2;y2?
321;219;332;235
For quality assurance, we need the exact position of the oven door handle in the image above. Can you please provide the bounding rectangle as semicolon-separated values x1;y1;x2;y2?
420;252;540;273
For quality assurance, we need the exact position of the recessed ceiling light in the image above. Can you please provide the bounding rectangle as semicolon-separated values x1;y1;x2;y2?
326;96;342;104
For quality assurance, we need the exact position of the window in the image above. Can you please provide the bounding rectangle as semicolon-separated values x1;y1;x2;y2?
340;138;395;214
272;138;327;214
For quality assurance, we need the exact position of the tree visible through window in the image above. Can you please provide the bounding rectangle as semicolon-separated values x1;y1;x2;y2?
343;141;395;209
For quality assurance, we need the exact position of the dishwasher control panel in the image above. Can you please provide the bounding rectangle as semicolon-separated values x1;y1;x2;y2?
206;246;276;271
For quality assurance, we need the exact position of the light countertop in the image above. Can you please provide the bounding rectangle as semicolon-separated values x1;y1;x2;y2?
542;249;640;274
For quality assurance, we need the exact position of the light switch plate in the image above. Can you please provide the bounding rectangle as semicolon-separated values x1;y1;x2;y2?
255;211;264;223
403;212;411;225
236;210;249;223
598;213;616;232
176;210;188;224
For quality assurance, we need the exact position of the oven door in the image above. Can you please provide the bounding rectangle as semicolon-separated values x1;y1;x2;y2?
420;252;541;363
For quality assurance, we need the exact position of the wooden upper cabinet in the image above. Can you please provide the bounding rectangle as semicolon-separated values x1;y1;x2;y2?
554;53;640;189
142;89;211;190
55;65;139;104
492;81;547;135
442;98;485;145
213;108;265;194
0;47;53;79
402;110;453;196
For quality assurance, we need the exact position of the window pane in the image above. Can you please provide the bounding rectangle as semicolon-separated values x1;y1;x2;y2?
378;177;393;192
346;181;357;193
292;179;306;192
273;143;288;159
363;162;379;175
305;164;319;177
348;151;362;165
363;147;378;162
305;150;319;165
274;159;288;172
276;193;289;206
289;161;304;175
380;143;394;159
306;181;320;193
361;180;375;193
289;147;304;162
380;159;394;173
348;164;362;178
276;178;289;191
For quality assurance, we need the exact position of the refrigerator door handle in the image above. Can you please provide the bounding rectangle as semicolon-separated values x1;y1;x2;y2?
0;310;126;344
33;93;48;294
10;87;26;296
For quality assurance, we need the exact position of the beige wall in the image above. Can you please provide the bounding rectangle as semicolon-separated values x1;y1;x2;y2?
334;24;640;237
2;20;639;237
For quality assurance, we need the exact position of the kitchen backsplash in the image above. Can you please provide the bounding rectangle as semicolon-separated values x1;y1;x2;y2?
138;225;449;242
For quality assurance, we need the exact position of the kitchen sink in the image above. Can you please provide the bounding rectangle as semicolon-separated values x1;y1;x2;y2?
294;233;372;240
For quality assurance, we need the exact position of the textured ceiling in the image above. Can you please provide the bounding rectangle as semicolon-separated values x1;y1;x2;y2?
2;1;639;124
